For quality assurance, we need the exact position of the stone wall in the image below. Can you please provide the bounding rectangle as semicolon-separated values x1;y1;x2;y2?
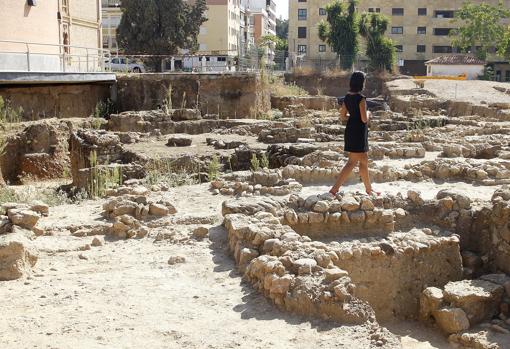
116;73;270;119
284;72;384;98
271;96;338;111
0;83;111;120
1;120;71;183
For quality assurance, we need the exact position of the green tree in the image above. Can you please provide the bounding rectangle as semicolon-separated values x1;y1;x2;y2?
117;0;207;71
318;0;359;70
359;13;396;72
276;18;288;41
499;26;510;60
259;34;288;52
450;1;510;60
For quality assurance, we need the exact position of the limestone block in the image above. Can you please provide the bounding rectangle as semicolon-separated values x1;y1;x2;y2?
443;279;504;325
420;287;444;320
7;209;40;230
432;307;470;334
0;230;37;281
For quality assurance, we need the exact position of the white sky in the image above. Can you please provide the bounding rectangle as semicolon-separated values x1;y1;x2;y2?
275;0;289;19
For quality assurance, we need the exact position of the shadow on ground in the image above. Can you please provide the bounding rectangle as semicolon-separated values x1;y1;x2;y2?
207;224;361;333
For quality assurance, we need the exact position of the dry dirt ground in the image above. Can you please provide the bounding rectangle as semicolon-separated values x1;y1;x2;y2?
387;79;510;105
0;182;456;349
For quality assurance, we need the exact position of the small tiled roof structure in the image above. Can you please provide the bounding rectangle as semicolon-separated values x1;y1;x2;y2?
425;54;486;65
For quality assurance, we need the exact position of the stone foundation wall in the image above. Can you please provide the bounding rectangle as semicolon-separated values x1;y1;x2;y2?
116;73;270;119
284;72;384;98
1;120;71;183
271;96;338;111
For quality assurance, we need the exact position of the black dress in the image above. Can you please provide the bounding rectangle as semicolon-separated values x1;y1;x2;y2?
343;93;369;153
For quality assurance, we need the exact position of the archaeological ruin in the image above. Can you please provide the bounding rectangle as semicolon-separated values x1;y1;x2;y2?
0;72;509;348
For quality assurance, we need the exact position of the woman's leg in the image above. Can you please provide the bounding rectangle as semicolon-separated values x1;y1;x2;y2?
330;153;359;194
358;152;377;195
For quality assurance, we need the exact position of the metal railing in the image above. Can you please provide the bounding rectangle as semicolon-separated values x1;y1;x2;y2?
0;39;111;73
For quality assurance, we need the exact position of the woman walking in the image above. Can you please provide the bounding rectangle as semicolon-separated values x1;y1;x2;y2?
329;71;379;196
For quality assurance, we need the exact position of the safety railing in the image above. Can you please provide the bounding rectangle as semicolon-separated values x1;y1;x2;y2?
0;39;112;73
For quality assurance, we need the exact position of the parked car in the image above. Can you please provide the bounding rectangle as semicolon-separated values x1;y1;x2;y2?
106;57;145;73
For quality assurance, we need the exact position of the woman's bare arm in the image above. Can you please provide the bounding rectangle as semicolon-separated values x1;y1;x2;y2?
359;98;370;124
340;103;348;121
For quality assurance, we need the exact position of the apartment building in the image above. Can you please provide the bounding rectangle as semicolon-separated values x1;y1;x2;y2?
195;0;241;55
102;0;122;52
0;0;103;72
288;0;510;76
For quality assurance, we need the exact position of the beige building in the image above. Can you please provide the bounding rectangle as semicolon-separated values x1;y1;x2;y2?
195;0;242;55
0;0;103;72
288;0;510;76
102;0;122;52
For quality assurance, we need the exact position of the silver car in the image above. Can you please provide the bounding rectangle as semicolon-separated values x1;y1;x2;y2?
107;57;145;73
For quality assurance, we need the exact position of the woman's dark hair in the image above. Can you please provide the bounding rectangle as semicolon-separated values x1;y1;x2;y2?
349;71;366;93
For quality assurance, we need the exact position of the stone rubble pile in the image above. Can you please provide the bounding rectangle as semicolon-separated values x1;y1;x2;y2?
0;201;48;280
101;185;177;239
421;274;510;339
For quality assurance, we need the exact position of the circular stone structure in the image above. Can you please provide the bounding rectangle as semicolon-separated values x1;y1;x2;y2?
222;191;465;325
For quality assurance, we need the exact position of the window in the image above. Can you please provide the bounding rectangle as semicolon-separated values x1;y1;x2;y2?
435;10;455;18
434;28;452;36
417;45;426;53
505;71;510;82
298;27;307;38
319;44;326;52
418;8;427;16
368;8;380;13
319;8;327;16
298;9;307;20
217;57;226;62
298;0;306;2
395;45;403;52
391;27;403;34
417;27;426;35
392;8;404;16
297;45;307;54
433;46;453;53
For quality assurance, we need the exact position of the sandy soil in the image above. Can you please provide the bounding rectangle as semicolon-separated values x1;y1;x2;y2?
387;79;510;105
124;133;265;160
0;183;455;349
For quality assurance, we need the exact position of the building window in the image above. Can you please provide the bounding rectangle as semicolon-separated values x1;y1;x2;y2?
418;8;427;16
505;71;510;82
298;27;307;38
433;46;453;53
368;8;380;13
298;45;307;54
434;28;453;36
435;10;455;18
298;9;307;20
391;27;404;34
298;0;307;2
392;8;404;16
62;0;69;15
319;44;326;52
417;45;426;53
395;45;403;52
319;8;327;16
417;27;426;35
